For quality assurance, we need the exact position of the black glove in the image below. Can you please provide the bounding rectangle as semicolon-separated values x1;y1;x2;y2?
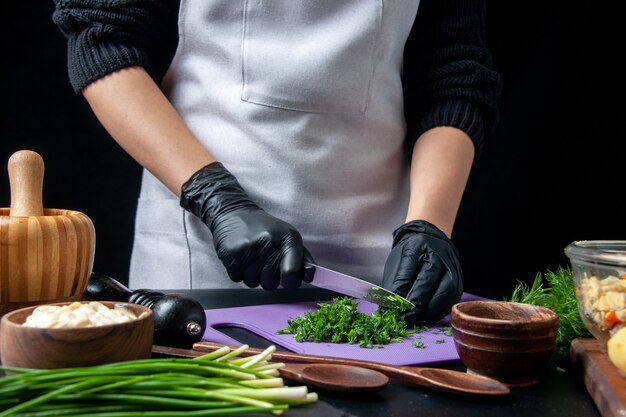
180;162;315;290
382;220;463;324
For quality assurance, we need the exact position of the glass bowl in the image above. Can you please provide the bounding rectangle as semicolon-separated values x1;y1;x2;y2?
564;240;626;344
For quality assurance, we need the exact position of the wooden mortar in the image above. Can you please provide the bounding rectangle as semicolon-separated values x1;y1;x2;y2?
0;150;95;317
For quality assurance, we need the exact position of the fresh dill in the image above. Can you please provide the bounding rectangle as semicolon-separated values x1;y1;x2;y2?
412;338;426;349
436;326;453;336
412;324;430;334
508;266;592;363
277;296;411;349
368;287;414;311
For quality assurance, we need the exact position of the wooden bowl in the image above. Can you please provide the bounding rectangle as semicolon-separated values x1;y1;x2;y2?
0;208;95;317
0;301;153;369
451;301;559;387
0;150;96;317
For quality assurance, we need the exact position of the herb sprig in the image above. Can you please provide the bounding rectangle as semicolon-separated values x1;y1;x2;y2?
508;266;591;363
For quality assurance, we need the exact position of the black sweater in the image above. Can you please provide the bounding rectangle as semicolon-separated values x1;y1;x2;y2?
52;0;501;154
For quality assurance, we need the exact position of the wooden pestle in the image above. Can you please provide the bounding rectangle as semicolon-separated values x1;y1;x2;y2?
8;150;45;216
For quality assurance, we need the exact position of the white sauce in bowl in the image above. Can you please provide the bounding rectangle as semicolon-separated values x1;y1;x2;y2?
23;302;146;328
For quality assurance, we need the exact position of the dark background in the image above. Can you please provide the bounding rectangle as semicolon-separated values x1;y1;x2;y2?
2;2;623;298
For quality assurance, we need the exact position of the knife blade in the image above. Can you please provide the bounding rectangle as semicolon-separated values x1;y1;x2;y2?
305;263;415;310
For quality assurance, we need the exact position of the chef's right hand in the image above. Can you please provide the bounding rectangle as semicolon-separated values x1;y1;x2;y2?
180;162;315;290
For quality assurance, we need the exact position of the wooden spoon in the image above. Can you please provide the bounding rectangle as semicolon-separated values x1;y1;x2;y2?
279;362;389;392
151;344;389;392
193;342;510;397
153;342;511;397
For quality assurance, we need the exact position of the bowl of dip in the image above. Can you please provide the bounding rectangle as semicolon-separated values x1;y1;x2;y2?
565;240;626;345
0;301;153;369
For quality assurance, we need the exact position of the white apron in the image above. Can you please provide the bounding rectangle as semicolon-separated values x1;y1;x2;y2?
129;0;421;290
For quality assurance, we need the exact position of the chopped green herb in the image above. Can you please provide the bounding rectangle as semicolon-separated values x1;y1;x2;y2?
442;327;453;337
368;287;414;311
435;339;445;344
412;325;430;334
412;339;426;349
277;297;411;349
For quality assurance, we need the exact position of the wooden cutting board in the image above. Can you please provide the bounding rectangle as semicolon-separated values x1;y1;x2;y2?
570;338;626;417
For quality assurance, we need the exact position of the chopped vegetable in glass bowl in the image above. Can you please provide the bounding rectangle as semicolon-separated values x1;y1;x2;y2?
565;240;626;344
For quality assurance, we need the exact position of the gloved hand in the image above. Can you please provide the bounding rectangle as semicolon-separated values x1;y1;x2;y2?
180;162;315;290
382;220;463;324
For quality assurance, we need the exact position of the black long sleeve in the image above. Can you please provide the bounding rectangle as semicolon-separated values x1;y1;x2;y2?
402;0;501;155
52;0;500;155
52;0;179;93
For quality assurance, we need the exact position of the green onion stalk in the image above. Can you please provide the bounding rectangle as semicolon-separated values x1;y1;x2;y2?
0;345;317;416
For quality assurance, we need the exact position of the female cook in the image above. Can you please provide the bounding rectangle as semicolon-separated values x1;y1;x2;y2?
52;0;501;323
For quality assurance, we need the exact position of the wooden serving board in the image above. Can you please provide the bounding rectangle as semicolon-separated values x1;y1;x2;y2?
570;338;626;417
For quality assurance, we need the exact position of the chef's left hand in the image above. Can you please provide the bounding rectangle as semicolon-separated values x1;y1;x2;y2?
382;220;463;324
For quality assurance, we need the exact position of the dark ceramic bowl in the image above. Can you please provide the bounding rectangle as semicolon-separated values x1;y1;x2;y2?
451;301;559;387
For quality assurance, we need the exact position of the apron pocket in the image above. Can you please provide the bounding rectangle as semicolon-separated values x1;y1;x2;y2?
241;0;382;114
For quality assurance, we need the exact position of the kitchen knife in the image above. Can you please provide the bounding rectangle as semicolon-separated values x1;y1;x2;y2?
306;263;415;310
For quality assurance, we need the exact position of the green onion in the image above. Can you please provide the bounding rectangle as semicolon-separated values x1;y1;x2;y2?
0;345;315;416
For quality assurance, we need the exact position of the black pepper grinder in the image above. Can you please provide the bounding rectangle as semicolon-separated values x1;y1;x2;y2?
83;272;206;349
